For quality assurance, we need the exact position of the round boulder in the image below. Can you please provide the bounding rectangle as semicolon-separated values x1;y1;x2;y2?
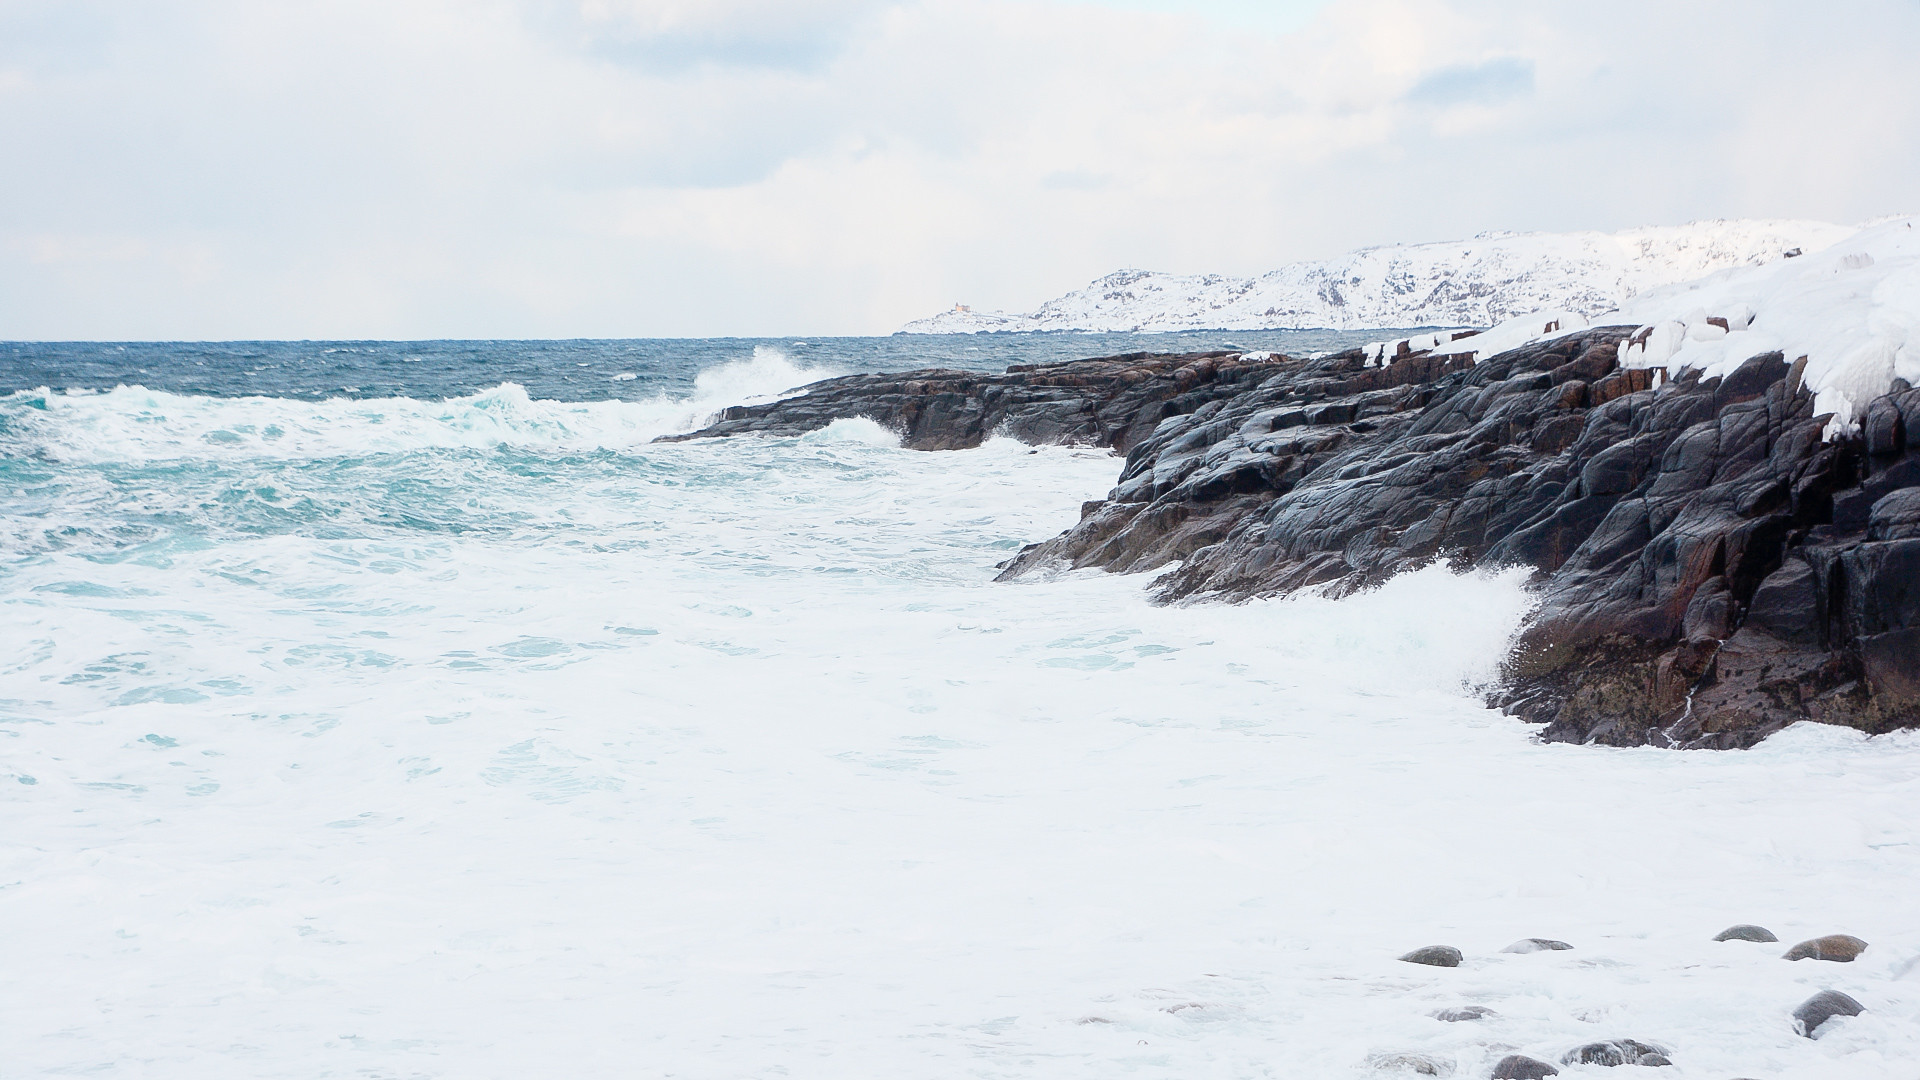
1501;938;1572;954
1490;1054;1558;1079
1430;1005;1495;1022
1793;989;1864;1038
1560;1040;1670;1067
1713;924;1778;942
1782;934;1868;962
1398;945;1463;968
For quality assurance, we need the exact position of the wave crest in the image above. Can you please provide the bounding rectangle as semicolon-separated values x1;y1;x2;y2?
0;346;836;464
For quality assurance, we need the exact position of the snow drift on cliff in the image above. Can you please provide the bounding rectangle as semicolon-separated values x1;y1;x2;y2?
1611;217;1920;437
900;220;1850;334
1369;217;1918;441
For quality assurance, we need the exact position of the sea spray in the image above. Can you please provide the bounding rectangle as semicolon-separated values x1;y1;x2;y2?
3;349;1917;1078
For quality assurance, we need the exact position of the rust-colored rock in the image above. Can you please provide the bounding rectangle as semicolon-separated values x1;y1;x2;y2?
1783;934;1868;962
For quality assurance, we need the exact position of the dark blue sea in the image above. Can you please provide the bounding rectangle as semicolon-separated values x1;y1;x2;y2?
0;330;1394;402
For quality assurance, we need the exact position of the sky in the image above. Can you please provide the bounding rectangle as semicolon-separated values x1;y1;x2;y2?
2;0;1917;339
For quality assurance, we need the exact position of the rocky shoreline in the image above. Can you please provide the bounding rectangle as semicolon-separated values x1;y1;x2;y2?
668;334;1920;747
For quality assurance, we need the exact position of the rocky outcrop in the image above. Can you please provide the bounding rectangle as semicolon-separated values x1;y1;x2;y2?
662;351;1287;453
669;331;1920;747
992;331;1919;746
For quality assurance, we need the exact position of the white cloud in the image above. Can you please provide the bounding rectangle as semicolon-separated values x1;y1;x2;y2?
0;0;1916;338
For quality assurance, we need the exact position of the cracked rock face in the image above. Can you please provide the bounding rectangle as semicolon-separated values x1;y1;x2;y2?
671;333;1920;747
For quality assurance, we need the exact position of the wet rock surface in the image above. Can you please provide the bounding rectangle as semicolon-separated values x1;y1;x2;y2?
1782;934;1868;961
678;334;1920;746
1793;989;1865;1036
1399;945;1465;967
664;351;1282;453
1501;938;1573;953
1560;1039;1671;1066
1431;1005;1497;1022
1713;924;1778;942
1490;1054;1559;1079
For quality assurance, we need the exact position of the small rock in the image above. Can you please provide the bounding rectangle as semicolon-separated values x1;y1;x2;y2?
1431;1005;1496;1022
1782;934;1868;962
1501;938;1573;954
1792;989;1864;1037
1636;1053;1672;1066
1713;924;1778;942
1364;1050;1455;1075
1399;945;1464;967
1490;1054;1558;1079
1560;1040;1670;1067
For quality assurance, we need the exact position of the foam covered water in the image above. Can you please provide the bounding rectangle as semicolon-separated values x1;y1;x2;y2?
2;348;1917;1079
0;347;832;464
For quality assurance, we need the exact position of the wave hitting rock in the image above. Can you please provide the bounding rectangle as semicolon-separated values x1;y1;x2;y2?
671;322;1920;745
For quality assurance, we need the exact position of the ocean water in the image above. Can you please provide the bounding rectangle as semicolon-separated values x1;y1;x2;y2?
2;337;1917;1078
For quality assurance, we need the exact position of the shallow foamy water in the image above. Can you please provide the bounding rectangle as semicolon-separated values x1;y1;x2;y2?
2;364;1916;1078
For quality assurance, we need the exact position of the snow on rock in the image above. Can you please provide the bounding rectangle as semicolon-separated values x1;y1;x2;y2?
1373;217;1919;441
901;219;1850;334
1609;216;1920;439
1363;311;1590;367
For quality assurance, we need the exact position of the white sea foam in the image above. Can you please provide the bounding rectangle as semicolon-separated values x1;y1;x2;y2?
0;344;835;464
800;415;902;446
2;373;1917;1078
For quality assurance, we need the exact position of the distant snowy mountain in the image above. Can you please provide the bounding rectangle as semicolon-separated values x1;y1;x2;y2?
900;220;1854;334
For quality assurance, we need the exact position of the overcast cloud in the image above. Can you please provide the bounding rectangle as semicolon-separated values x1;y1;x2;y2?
2;0;1916;338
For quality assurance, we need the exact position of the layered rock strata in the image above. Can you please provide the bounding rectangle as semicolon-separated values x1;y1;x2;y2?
669;336;1920;747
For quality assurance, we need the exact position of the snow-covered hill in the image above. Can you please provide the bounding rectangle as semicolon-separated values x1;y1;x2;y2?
900;220;1853;334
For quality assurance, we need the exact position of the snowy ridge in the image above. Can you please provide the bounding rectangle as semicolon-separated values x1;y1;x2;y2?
901;219;1852;333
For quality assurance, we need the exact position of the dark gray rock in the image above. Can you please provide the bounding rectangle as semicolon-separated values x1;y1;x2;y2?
1399;945;1464;967
1500;938;1573;953
1713;924;1778;942
1490;1055;1559;1079
678;330;1920;747
664;351;1281;453
1793;989;1864;1037
1870;487;1920;540
1431;1005;1496;1022
1866;394;1906;455
1561;1040;1670;1067
1783;934;1868;961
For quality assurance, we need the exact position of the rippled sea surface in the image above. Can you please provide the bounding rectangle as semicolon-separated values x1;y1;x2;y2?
2;335;1916;1078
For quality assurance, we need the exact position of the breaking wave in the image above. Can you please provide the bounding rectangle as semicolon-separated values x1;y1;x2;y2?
0;346;836;464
